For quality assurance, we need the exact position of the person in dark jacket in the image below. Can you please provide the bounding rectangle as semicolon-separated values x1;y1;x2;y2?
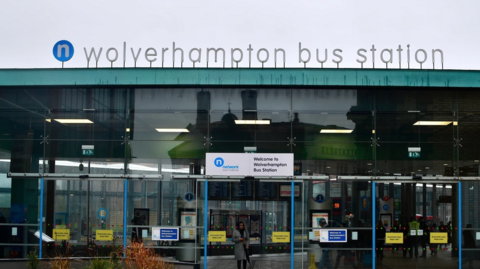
376;220;386;265
461;224;476;269
419;217;429;258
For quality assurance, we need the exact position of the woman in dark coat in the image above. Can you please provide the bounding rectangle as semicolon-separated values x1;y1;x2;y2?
232;221;250;269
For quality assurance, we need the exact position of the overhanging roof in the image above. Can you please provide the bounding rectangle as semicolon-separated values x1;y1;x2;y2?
0;68;480;88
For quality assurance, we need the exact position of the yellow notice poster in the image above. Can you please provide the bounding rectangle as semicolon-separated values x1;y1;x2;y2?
430;232;448;244
208;231;226;242
53;229;70;240
385;233;404;244
272;232;290;243
96;230;114;241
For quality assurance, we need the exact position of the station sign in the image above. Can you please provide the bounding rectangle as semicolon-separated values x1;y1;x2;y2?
386;233;404;244
272;232;290;243
206;153;293;176
319;229;347;243
430;232;448;244
208;231;226;242
152;227;179;241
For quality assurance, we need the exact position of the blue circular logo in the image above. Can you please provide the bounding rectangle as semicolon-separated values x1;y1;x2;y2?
185;193;195;201
53;40;74;62
97;208;108;219
214;157;224;167
383;205;389;211
314;194;325;203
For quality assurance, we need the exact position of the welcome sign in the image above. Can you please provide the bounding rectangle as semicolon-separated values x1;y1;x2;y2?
206;153;293;176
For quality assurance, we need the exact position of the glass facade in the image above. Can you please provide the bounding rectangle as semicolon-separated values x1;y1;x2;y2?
0;72;479;268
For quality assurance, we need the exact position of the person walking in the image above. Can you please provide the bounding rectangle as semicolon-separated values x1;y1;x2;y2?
232;221;250;269
461;224;476;269
408;216;420;258
318;218;332;269
376;220;386;265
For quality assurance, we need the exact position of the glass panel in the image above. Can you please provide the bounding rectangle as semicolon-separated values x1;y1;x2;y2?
203;179;292;268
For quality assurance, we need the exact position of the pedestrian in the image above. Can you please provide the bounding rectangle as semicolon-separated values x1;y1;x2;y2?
419;217;428;258
333;223;348;269
232;221;250;269
376;220;386;265
408;216;420;258
318;218;332;269
131;219;140;243
461;224;475;269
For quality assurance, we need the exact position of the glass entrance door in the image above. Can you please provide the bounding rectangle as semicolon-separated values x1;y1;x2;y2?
200;178;295;269
376;181;459;269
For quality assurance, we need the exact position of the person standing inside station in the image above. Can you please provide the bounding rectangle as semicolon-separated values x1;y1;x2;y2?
419;217;428;258
375;220;386;265
318;218;332;269
408;216;420;258
461;224;475;269
232;221;250;269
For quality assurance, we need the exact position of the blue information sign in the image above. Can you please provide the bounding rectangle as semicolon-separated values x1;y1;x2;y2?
383;204;389;211
320;229;347;242
152;227;179;241
185;193;195;201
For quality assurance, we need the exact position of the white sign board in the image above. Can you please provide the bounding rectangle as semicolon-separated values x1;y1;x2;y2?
206;153;293;176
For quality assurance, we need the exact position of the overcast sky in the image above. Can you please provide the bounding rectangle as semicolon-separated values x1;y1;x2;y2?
1;0;479;70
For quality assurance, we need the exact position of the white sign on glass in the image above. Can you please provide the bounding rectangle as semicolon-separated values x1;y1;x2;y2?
206;153;293;176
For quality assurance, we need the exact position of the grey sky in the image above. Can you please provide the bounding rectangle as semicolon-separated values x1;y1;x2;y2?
1;0;479;69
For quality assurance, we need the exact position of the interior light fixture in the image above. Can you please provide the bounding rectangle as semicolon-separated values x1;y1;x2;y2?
320;129;353;134
54;119;93;124
444;164;448;166
475;160;479;163
156;128;189;132
372;130;376;134
45;119;51;122
126;128;130;132
413;121;452;126
235;120;270;125
453;121;458;126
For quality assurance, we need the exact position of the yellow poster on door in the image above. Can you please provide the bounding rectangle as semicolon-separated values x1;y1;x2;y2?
272;232;290;243
96;230;114;241
430;232;448;244
385;233;404;244
208;231;226;242
53;229;70;240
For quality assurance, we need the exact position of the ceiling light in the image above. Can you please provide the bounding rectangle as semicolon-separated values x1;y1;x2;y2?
54;119;93;124
156;128;189;132
453;121;458;126
444;164;448;166
46;119;51;122
320;129;353;134
408;110;421;113
413;121;452;126
326;167;331;169
126;128;130;132
372;130;375;134
235;120;270;125
475;160;479;163
367;163;372;166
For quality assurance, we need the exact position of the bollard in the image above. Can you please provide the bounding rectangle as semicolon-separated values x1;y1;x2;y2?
308;253;317;269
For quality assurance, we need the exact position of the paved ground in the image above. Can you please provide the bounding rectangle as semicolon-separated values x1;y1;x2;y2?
200;248;472;269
